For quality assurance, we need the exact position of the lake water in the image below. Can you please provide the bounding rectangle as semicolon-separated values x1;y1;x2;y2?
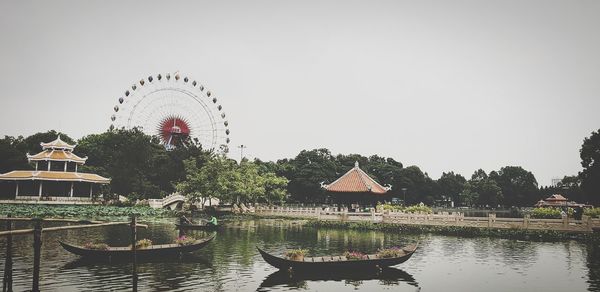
0;218;598;291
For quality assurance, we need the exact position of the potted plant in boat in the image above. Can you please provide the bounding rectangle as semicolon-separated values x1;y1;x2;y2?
344;251;366;260
135;239;153;249
83;242;109;250
376;247;404;258
284;249;308;261
175;235;197;246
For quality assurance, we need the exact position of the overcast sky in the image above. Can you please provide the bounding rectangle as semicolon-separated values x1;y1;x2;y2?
1;0;599;185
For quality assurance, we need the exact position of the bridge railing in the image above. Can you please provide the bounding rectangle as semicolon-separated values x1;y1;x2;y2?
254;205;600;232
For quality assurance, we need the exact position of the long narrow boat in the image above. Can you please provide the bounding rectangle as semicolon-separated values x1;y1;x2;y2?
257;243;417;272
175;223;220;231
59;234;215;259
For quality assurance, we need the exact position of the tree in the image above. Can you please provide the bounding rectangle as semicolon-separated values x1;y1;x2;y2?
489;166;538;207
464;169;503;207
0;135;28;173
580;129;600;205
437;171;467;205
459;182;478;207
474;178;503;207
284;149;338;202
177;157;288;206
77;128;212;199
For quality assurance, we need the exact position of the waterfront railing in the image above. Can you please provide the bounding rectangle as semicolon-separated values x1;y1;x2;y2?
253;205;600;232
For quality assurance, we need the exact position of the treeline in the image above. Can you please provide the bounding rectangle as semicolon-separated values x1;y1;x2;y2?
253;149;544;207
1;128;599;207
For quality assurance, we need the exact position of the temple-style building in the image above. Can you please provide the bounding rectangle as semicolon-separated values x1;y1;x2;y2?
322;161;391;206
0;136;110;201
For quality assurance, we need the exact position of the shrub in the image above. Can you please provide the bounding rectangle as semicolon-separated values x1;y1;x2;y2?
404;205;432;214
530;208;562;219
584;207;600;218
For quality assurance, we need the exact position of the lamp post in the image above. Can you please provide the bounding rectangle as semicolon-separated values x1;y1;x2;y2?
238;145;247;162
401;188;407;206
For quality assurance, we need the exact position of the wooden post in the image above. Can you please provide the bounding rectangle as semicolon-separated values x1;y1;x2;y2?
3;215;13;292
178;217;186;237
70;182;74;197
524;214;530;229
32;219;42;292
130;215;138;292
14;182;19;198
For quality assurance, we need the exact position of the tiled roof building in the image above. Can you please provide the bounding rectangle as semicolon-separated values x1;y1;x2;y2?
0;136;110;200
322;161;391;206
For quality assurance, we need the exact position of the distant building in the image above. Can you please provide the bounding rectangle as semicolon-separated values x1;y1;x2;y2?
535;194;590;208
0;136;110;201
321;161;391;206
551;178;562;187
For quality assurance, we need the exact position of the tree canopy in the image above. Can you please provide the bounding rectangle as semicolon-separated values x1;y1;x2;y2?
1;128;598;207
580;129;600;205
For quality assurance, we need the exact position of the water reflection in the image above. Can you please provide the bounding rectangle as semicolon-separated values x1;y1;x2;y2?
258;267;418;291
0;218;597;291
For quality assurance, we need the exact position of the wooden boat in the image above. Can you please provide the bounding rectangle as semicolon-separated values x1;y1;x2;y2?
175;222;220;231
59;234;215;259
257;243;417;272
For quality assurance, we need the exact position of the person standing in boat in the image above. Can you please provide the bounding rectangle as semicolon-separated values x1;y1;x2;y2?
208;216;218;226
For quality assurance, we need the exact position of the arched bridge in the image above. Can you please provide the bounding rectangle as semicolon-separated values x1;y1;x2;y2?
148;193;185;210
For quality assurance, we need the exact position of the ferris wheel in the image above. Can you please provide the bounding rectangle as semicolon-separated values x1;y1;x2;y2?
110;72;230;153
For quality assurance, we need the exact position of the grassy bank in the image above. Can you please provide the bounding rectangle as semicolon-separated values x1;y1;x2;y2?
304;220;600;242
0;204;176;220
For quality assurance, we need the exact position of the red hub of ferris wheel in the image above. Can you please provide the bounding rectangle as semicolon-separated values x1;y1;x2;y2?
158;115;191;148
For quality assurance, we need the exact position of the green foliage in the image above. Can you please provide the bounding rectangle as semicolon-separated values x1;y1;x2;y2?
0;204;173;219
464;170;503;207
584;207;600;218
438;172;466;205
530;207;562;219
304;220;595;241
77;128;212;199
404;205;432;214
377;203;432;213
177;157;289;205
580;129;600;205
489;166;538;207
378;203;403;212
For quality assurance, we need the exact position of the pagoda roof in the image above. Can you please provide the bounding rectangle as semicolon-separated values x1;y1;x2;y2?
545;194;568;202
0;171;110;184
40;136;76;150
323;162;390;194
27;149;87;164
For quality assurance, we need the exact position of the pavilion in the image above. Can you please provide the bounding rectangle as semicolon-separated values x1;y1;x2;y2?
0;136;110;201
534;194;590;208
322;161;391;207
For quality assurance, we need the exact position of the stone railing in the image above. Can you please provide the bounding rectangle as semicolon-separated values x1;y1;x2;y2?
0;196;95;205
254;206;600;232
